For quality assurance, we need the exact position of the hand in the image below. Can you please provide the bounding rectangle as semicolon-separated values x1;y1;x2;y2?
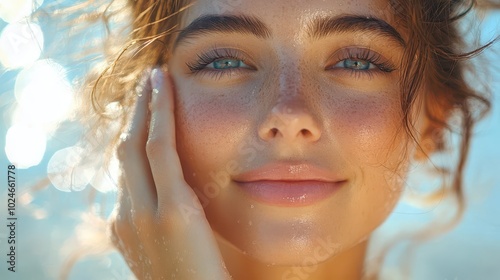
108;67;231;280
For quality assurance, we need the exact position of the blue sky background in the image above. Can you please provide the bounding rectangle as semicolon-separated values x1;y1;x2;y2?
0;1;499;279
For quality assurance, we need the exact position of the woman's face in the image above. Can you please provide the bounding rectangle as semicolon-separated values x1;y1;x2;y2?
168;0;412;265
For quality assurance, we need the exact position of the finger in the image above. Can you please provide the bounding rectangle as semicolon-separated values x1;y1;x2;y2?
112;182;147;276
146;68;199;212
117;71;157;212
110;181;134;251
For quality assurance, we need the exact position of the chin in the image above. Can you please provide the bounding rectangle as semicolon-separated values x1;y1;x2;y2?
248;237;343;266
214;223;347;266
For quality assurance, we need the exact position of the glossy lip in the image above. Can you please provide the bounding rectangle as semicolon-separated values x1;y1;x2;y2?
233;162;343;182
233;162;346;207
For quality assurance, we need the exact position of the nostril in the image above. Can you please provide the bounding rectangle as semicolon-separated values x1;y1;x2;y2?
300;129;311;137
271;128;278;137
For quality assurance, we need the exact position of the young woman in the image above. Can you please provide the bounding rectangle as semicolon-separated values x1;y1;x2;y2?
74;0;498;279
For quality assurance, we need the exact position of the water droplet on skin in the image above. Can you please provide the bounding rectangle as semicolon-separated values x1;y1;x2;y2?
250;204;254;208
248;221;253;226
288;165;304;174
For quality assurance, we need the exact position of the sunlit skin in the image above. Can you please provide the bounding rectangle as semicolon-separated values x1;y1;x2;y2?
154;0;423;279
109;0;431;279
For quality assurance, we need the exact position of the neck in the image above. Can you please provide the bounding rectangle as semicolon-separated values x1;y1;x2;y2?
216;235;369;280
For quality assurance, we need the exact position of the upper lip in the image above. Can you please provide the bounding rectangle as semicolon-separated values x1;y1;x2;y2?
233;161;343;182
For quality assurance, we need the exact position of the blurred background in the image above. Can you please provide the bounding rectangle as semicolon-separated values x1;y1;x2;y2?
0;0;499;279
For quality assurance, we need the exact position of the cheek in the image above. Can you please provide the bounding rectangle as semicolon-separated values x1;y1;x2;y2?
174;83;253;179
326;91;402;166
323;90;407;234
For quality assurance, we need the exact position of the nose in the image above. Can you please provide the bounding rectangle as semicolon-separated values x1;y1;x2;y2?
258;99;321;143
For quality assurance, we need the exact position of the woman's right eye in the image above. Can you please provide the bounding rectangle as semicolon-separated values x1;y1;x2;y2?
185;48;255;78
208;58;251;70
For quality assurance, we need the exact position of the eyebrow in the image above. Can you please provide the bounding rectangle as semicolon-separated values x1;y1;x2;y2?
174;15;271;47
308;15;405;46
174;14;405;49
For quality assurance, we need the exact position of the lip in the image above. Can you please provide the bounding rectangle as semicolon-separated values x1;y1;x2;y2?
233;162;346;207
233;162;342;182
236;180;344;207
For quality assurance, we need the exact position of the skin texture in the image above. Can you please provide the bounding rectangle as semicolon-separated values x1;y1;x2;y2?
171;0;413;275
111;0;424;279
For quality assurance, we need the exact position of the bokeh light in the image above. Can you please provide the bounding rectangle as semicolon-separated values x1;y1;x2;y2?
13;59;74;129
0;21;44;68
0;0;44;23
5;124;47;168
90;155;120;193
47;145;97;192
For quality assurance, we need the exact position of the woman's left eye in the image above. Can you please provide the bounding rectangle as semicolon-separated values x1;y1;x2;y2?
326;48;396;75
333;59;376;70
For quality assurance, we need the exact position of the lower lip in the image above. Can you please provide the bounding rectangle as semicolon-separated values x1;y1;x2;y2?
235;180;344;207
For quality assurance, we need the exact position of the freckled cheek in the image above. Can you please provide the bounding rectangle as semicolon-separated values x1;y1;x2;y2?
329;96;400;163
333;97;404;228
174;86;252;169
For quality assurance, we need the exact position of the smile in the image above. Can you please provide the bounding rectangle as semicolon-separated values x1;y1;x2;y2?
235;180;346;207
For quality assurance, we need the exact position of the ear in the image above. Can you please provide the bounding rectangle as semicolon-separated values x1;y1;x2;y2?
413;89;451;161
413;120;444;161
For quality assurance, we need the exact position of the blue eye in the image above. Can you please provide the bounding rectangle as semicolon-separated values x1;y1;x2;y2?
335;59;375;70
186;48;255;76
210;58;245;70
327;48;396;74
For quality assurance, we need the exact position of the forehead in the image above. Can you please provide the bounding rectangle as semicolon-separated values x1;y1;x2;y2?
174;0;405;51
181;0;396;28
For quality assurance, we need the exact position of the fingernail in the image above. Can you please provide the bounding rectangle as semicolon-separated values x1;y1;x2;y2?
150;67;163;91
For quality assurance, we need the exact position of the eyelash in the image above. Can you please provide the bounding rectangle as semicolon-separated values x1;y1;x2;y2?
186;48;253;80
328;48;396;78
185;47;396;80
